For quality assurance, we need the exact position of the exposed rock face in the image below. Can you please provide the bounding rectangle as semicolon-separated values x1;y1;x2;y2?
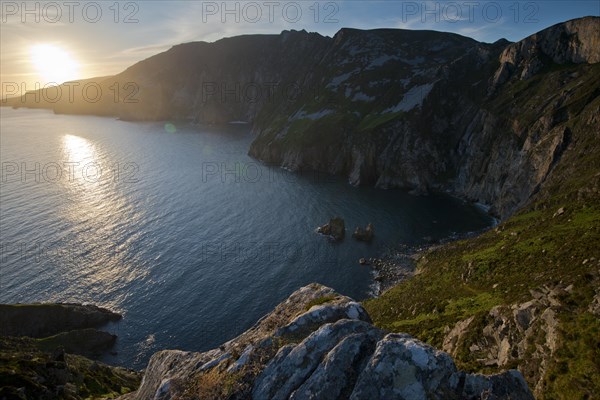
317;217;345;241
0;306;139;400
442;284;572;397
493;16;600;84
120;284;533;399
249;28;499;199
250;17;599;219
0;303;121;338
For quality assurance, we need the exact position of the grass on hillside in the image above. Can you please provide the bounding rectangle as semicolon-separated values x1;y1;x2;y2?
364;62;600;399
364;202;599;398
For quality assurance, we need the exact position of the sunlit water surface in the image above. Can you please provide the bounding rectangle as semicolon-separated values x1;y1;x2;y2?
0;108;493;368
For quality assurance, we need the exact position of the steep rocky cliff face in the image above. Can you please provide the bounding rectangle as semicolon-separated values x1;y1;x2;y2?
118;284;533;400
249;17;599;218
364;72;600;398
492;16;600;84
5;17;598;218
249;28;504;195
453;16;600;217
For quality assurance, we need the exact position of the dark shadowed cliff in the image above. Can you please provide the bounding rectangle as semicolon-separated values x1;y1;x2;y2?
5;17;599;219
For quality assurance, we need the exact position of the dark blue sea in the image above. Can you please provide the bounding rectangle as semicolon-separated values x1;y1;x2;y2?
0;108;493;368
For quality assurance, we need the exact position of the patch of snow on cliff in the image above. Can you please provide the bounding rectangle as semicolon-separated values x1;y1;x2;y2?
368;78;392;88
402;56;425;66
352;92;375;102
368;54;399;69
347;44;369;57
430;42;453;52
327;70;359;88
383;83;435;113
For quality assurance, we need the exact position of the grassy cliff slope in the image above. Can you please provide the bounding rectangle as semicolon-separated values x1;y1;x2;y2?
364;61;600;399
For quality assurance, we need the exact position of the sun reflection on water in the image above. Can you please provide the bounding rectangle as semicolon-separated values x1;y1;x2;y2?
58;133;145;304
62;134;95;163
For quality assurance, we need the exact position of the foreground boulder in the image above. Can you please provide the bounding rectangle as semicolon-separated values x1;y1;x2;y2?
317;217;345;241
119;284;533;399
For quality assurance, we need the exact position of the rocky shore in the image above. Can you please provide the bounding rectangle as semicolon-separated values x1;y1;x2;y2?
365;229;490;297
367;253;417;297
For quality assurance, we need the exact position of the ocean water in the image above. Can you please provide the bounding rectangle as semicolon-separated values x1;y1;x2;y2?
0;108;493;368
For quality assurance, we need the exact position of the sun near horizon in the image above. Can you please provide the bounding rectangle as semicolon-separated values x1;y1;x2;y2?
29;43;81;85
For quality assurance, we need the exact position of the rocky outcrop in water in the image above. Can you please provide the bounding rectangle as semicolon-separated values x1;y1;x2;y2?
353;223;374;242
38;328;118;359
119;284;533;399
0;303;121;338
317;217;345;241
0;336;140;399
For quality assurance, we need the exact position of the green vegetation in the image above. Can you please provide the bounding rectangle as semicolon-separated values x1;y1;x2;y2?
0;337;140;399
365;202;599;398
282;112;359;148
543;311;600;398
357;111;404;132
182;368;245;399
364;62;600;398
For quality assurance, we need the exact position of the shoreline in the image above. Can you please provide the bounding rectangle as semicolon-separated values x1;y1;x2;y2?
366;224;497;298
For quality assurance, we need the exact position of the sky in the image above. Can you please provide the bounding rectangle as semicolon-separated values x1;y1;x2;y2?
1;1;599;95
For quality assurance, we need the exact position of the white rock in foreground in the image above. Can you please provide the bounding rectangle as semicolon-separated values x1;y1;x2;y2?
120;283;534;400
